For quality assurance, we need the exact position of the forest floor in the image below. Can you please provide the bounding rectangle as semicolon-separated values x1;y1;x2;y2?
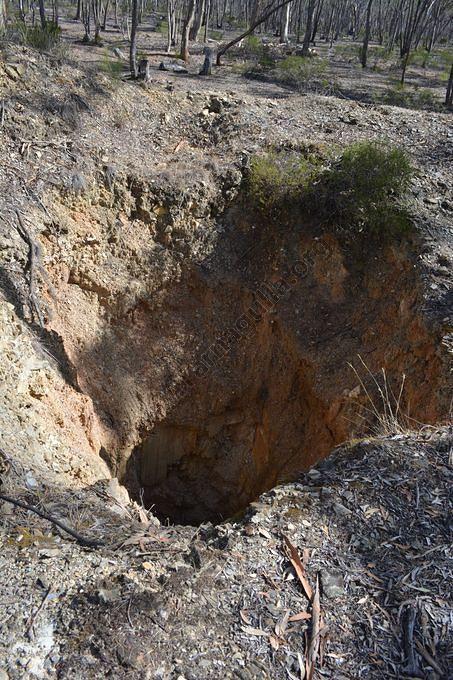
0;12;452;680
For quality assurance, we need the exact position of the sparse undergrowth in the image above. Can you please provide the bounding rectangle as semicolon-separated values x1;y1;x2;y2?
13;20;62;51
375;83;442;111
273;55;330;91
248;141;414;235
238;41;333;93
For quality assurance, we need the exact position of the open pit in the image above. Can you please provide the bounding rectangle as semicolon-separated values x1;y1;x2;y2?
37;173;449;526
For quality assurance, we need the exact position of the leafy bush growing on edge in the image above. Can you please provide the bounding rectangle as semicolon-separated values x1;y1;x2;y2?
247;149;323;211
248;141;414;235
316;141;414;233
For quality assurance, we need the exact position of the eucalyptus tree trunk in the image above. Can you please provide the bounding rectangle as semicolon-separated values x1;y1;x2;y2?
0;0;6;32
81;0;91;41
361;0;373;67
102;0;109;29
167;0;177;51
446;62;453;106
92;0;102;42
189;0;205;40
52;0;59;24
39;0;47;28
301;0;316;55
130;0;139;78
310;0;323;42
181;0;197;61
296;0;303;42
279;0;291;42
204;0;211;40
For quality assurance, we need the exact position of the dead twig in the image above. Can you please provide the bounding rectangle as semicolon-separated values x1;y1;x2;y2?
26;586;52;639
402;604;420;676
126;594;135;630
414;639;446;677
0;492;104;548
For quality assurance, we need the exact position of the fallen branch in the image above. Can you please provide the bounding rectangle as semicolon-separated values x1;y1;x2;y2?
0;492;104;548
216;0;293;66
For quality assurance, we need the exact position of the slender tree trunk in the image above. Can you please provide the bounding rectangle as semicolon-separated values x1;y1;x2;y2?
167;0;176;51
296;0;303;42
0;0;6;32
325;4;334;43
279;1;291;42
445;62;453;106
75;0;81;20
130;0;139;78
102;0;109;29
301;0;316;56
310;0;323;43
18;0;26;22
39;0;46;28
181;0;197;61
92;0;102;42
401;50;409;84
81;0;91;41
189;0;205;40
204;0;211;40
361;0;373;67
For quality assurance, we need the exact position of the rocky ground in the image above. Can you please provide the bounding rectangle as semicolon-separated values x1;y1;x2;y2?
0;18;452;680
0;429;451;679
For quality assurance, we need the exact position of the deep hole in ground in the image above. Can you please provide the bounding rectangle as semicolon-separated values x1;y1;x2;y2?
43;187;449;526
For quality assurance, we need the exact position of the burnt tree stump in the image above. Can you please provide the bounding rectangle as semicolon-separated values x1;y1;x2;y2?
199;47;213;76
138;58;151;82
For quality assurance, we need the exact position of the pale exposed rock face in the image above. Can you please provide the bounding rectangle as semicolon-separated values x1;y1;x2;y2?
0;301;109;488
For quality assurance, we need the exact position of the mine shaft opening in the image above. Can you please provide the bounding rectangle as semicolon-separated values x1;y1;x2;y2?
46;193;445;528
123;422;288;526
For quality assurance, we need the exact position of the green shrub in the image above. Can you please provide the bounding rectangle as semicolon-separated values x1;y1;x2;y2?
274;55;328;90
19;21;61;50
334;43;360;62
157;19;169;38
366;45;394;69
245;34;263;55
100;50;124;79
248;149;323;211
377;84;440;110
408;47;432;68
248;141;414;235
314;141;414;233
